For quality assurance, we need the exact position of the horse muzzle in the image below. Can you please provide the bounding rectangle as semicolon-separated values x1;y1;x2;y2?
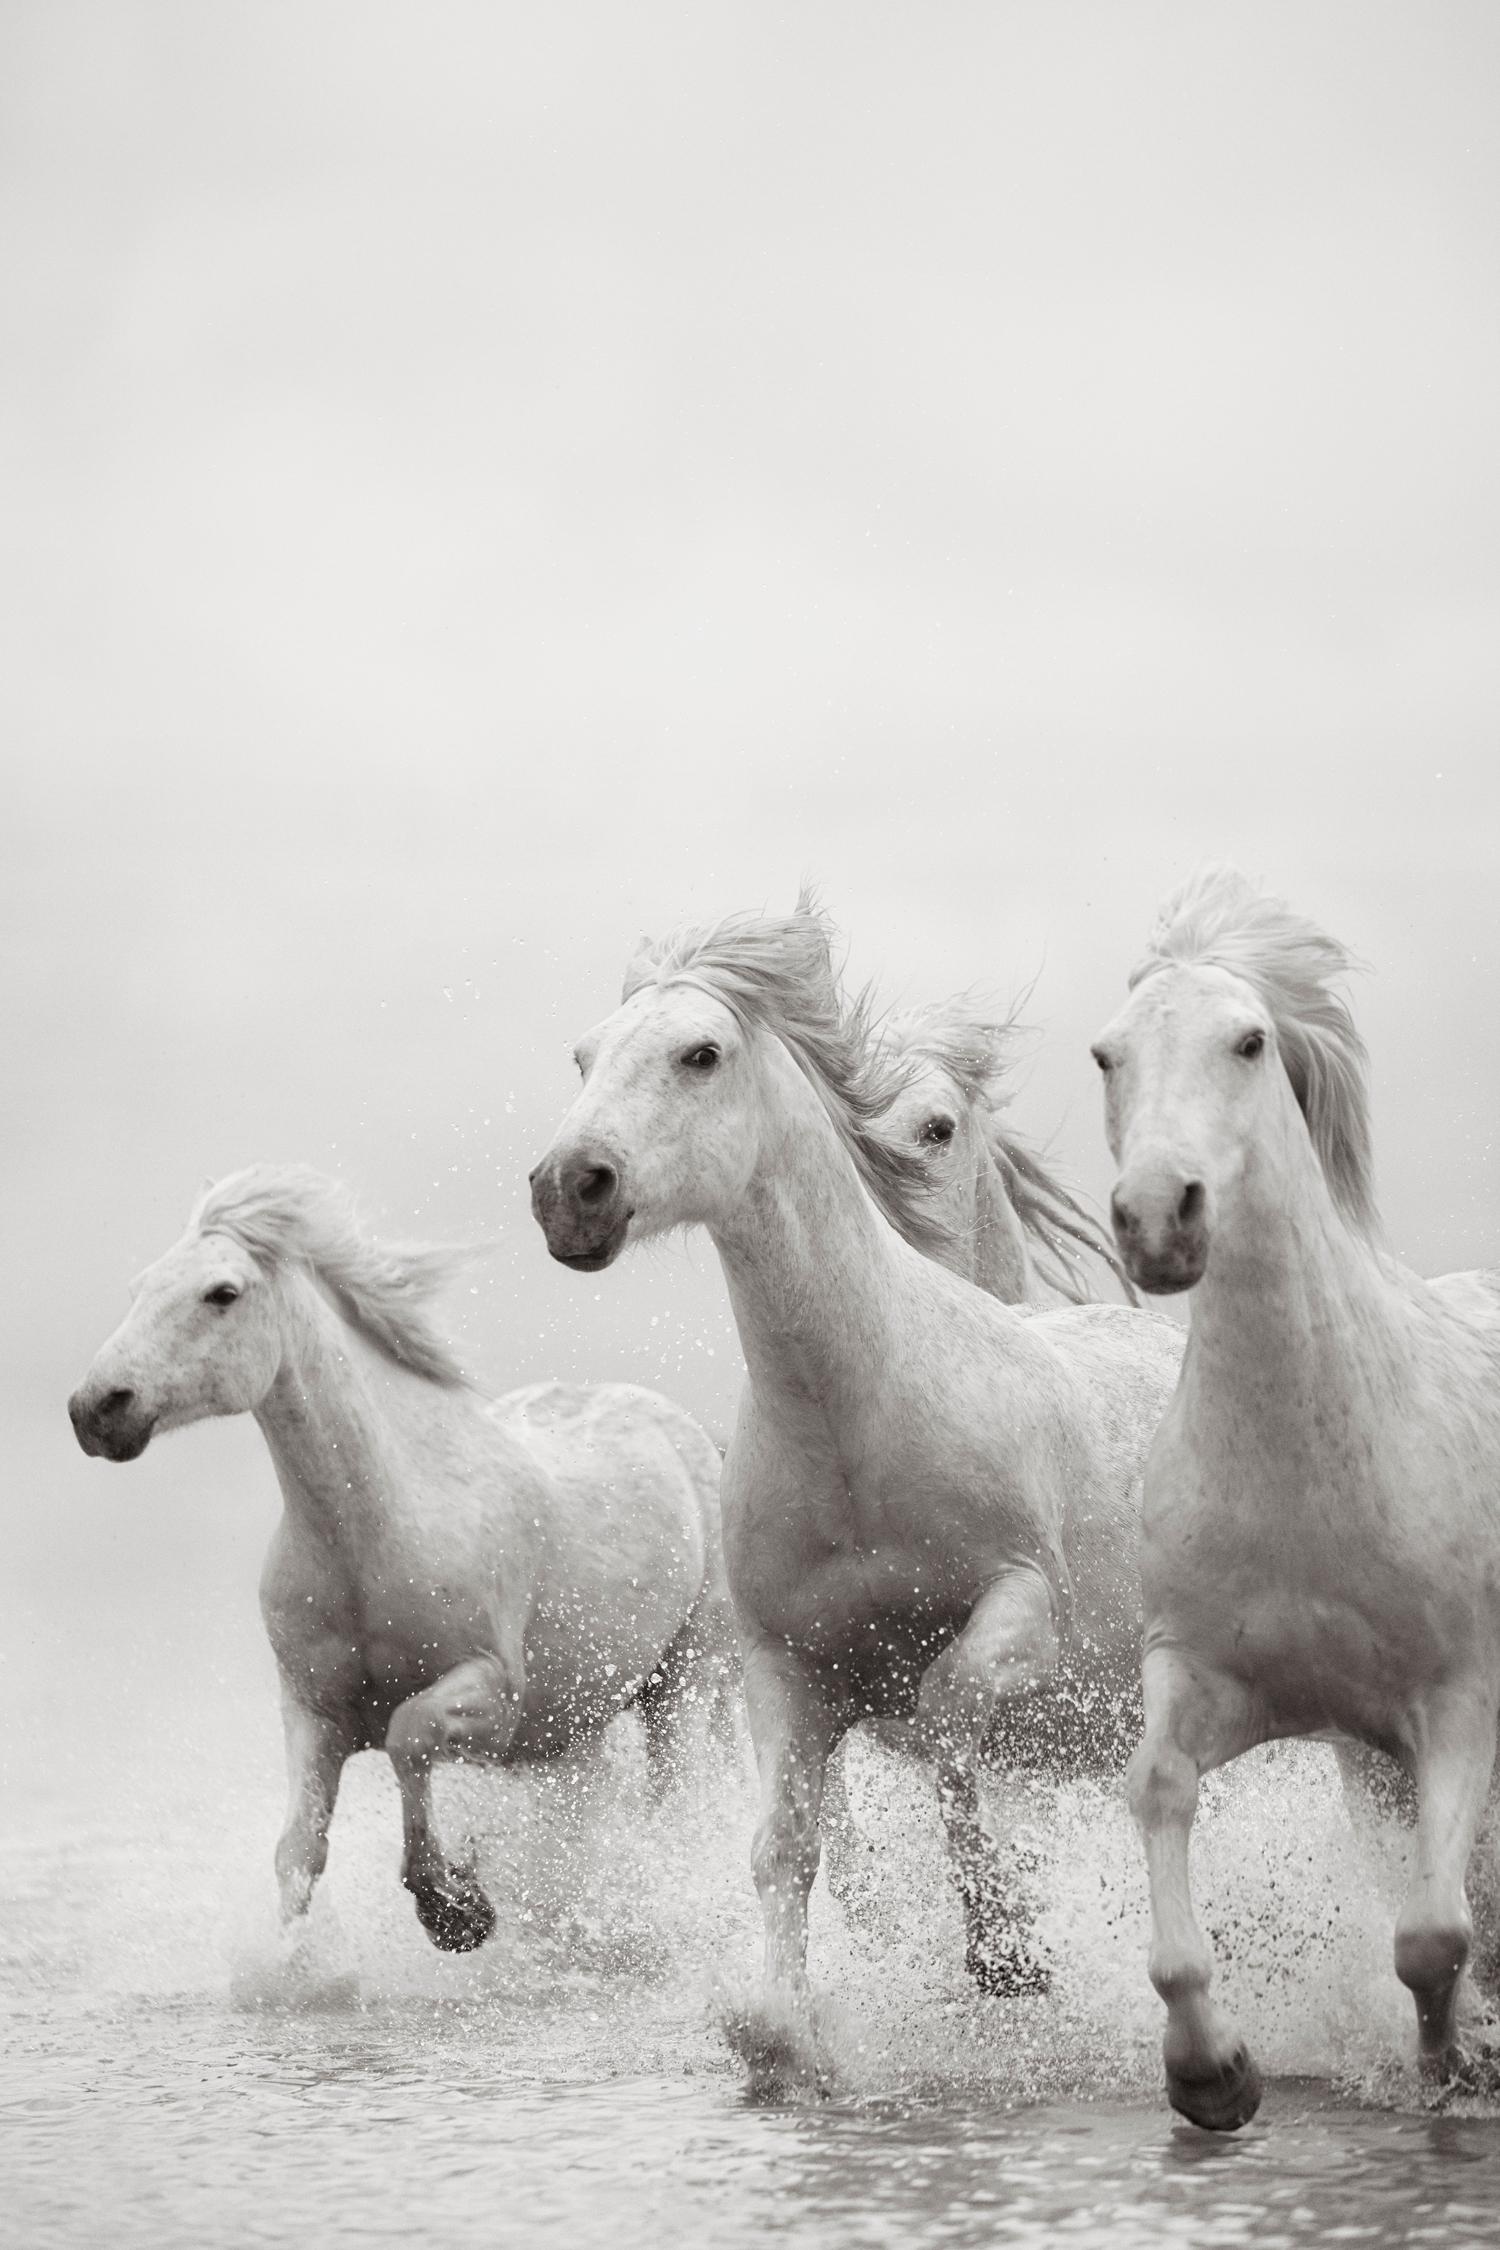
1109;1172;1210;1296
68;1381;157;1462
528;1148;633;1272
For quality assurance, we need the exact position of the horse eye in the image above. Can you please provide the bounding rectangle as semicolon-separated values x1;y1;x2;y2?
203;1284;241;1309
1236;1031;1265;1060
681;1044;720;1072
919;1116;956;1146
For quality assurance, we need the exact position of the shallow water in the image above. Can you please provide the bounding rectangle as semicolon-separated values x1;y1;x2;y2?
5;1465;1500;2248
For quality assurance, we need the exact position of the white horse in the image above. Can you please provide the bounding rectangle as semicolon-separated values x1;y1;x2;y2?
530;900;1183;2043
1094;869;1500;2128
879;995;1135;1304
69;1166;731;1953
821;994;1137;1872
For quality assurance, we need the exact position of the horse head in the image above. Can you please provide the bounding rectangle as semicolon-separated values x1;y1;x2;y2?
69;1224;282;1459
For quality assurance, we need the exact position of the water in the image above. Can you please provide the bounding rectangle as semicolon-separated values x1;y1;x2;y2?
6;1450;1500;2246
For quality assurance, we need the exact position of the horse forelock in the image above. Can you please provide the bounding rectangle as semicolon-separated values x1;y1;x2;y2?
880;994;1133;1302
189;1164;475;1386
882;995;1027;1108
621;901;956;1257
1132;865;1378;1236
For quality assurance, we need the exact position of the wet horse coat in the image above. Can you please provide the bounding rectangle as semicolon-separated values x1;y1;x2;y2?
69;1166;730;1952
1095;870;1500;2127
531;902;1183;2038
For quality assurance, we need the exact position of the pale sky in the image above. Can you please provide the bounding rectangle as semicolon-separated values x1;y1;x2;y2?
4;5;1498;1605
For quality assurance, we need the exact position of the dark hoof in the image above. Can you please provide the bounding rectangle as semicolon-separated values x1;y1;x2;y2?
1426;2041;1500;2099
410;1870;497;1954
966;1934;1051;1997
1166;2045;1264;2132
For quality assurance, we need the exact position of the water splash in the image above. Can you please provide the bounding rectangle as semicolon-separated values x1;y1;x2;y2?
4;1660;1483;2118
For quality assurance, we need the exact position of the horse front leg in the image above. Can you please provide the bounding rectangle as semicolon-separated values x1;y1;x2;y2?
275;1694;352;1924
1395;1691;1500;2091
913;1568;1059;1995
741;1639;843;2000
1128;1645;1262;2131
385;1651;525;1953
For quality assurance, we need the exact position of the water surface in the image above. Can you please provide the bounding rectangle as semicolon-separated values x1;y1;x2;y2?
5;1465;1499;2247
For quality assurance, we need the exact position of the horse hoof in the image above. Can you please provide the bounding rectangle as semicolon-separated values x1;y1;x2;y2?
1166;2045;1263;2133
966;1937;1051;1998
718;1980;832;2103
1426;2041;1500;2099
412;1875;497;1954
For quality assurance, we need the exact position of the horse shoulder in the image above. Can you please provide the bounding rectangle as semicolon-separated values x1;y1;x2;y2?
257;1514;363;1703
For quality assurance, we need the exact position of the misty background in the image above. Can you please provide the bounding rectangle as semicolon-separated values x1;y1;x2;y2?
3;6;1497;1810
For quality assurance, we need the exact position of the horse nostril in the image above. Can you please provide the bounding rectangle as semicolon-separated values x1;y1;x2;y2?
1109;1189;1132;1237
1177;1181;1205;1227
575;1164;617;1208
99;1387;136;1418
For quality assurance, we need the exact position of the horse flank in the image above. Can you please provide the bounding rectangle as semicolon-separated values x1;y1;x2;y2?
1130;865;1378;1236
191;1164;476;1386
623;900;957;1257
884;995;1137;1303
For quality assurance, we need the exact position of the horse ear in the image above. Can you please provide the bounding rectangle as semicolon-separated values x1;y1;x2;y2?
621;934;657;998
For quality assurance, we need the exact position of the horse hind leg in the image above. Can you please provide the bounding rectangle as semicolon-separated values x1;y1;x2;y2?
936;1760;1049;1995
385;1652;524;1953
636;1594;741;1786
913;1568;1061;1998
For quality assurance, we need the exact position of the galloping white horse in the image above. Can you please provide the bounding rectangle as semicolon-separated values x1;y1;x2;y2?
69;1167;730;1952
1094;870;1500;2128
530;901;1182;2034
879;995;1134;1304
821;993;1136;1871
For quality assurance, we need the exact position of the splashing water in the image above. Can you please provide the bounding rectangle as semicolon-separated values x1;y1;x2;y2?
5;1557;1499;2246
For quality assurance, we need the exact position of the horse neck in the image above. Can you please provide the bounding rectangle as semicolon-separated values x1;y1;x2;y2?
709;1044;912;1424
253;1268;428;1549
1184;1080;1397;1418
969;1132;1032;1303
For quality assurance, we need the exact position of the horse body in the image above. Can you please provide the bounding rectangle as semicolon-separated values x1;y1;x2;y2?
1096;871;1500;2127
531;902;1182;2012
70;1168;727;1953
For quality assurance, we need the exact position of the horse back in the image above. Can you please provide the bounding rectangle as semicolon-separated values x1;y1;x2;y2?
491;1380;719;1623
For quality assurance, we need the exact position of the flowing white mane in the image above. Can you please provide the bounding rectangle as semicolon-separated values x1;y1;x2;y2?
1132;866;1377;1235
623;898;953;1255
884;996;1137;1302
191;1165;475;1386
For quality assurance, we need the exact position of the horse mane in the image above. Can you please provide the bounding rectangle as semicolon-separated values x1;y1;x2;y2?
190;1164;476;1386
623;892;953;1256
884;996;1137;1304
1131;865;1377;1235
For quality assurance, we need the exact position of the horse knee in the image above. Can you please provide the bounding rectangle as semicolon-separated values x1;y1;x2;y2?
752;1809;819;1906
386;1699;445;1772
1128;1737;1198;1832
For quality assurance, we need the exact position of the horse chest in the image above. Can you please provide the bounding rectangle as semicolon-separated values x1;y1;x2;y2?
265;1541;495;1721
1151;1485;1483;1732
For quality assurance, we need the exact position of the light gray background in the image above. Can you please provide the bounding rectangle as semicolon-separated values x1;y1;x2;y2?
4;6;1497;1661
